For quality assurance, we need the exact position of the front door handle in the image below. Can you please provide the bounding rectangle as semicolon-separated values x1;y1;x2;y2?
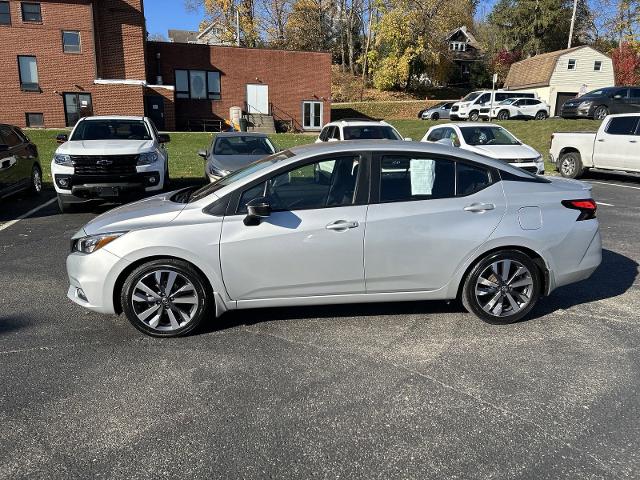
326;220;359;231
630;140;637;143
597;139;605;142
464;203;495;213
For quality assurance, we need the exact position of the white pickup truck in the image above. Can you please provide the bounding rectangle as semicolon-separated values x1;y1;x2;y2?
550;113;640;179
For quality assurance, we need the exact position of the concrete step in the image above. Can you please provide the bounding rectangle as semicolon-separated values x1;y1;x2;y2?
246;114;275;133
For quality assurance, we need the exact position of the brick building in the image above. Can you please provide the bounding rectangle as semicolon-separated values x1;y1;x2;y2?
0;0;331;131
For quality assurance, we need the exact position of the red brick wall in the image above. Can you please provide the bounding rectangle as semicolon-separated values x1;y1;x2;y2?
92;83;145;116
146;42;332;131
93;0;146;80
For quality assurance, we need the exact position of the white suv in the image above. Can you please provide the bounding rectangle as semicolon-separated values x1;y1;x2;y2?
52;116;170;212
483;98;551;121
316;119;408;142
451;90;537;121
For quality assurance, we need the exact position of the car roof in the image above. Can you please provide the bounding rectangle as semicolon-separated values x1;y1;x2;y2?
80;116;147;121
215;132;269;138
325;119;391;127
431;122;504;128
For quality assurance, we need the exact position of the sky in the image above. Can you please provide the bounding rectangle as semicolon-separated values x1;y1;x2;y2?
144;0;204;38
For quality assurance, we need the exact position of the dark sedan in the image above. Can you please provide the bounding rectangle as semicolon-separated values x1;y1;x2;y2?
0;124;42;199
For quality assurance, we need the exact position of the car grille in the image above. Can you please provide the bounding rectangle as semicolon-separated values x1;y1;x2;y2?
505;158;539;164
71;155;139;175
521;166;538;173
451;105;459;112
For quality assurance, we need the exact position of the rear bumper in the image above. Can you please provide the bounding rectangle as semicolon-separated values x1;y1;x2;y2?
549;226;602;292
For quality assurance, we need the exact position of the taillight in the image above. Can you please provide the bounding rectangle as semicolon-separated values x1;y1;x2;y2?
562;198;597;221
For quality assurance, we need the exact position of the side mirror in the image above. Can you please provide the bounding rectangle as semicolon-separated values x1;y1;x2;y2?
613;94;623;99
197;149;207;159
327;137;339;142
404;137;413;141
0;144;9;152
244;197;271;225
56;134;68;144
158;133;170;143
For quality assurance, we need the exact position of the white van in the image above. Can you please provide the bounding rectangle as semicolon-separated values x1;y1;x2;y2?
450;90;537;121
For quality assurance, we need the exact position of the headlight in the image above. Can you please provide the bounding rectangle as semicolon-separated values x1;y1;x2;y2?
209;163;230;177
72;232;126;254
534;155;543;164
137;152;159;166
578;101;593;109
54;153;73;167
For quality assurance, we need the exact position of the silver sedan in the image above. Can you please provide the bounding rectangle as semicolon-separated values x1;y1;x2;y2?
198;132;277;182
66;141;601;337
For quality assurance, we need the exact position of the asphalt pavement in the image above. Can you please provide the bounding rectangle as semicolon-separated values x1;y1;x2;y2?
0;173;639;479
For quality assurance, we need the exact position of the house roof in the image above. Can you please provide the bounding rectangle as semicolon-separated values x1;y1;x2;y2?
504;46;601;89
167;29;199;44
445;26;481;50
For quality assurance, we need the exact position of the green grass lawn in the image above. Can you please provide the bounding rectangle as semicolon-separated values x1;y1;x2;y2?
27;117;600;183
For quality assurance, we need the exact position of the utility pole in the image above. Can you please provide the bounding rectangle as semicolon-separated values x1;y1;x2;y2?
568;0;578;48
235;9;240;47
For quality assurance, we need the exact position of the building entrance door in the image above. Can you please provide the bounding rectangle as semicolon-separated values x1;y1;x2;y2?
64;93;93;127
145;96;165;130
246;84;269;114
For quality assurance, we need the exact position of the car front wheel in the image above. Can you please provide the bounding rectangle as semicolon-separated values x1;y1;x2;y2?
121;259;211;337
29;164;42;195
469;110;480;121
462;250;541;324
594;106;609;120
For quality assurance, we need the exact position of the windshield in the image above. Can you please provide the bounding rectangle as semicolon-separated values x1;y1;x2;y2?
70;120;151;141
213;135;276;155
462;92;481;102
188;150;294;203
459;126;521;146
582;88;614;97
343;125;402;140
498;99;517;105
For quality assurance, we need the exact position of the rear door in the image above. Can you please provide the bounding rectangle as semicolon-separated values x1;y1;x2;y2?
592;116;640;170
364;153;506;292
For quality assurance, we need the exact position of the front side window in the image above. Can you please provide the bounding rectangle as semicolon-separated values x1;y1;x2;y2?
0;126;22;147
213;135;275;156
605;117;639;136
0;1;10;25
476;93;491;104
568;59;576;70
426;129;443;142
343;125;401;140
238;156;361;213
18;55;38;91
175;69;221;100
457;163;492;196
25;112;44;127
70;120;152;141
459;126;520;146
62;30;81;53
21;2;40;21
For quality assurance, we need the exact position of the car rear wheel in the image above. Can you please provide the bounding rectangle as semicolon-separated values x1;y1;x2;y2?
29;164;42;195
469;110;480;121
431;112;440;120
121;259;211;337
558;151;584;179
594;106;609;120
535;110;548;120
497;110;510;120
462;250;541;324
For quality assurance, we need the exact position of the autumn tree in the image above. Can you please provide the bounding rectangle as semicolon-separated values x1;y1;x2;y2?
186;0;262;47
611;41;640;84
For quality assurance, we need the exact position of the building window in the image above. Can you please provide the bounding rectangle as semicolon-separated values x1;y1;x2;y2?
62;30;81;53
25;112;44;127
302;101;322;130
175;69;221;100
18;55;39;91
21;2;41;22
568;59;576;70
0;1;11;25
594;60;602;71
449;41;467;52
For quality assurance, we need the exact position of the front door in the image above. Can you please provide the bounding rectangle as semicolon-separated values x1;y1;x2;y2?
303;101;323;130
64;92;93;127
246;84;269;114
145;96;165;130
220;154;366;300
364;153;506;292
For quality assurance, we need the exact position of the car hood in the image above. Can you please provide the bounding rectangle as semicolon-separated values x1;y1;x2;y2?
466;144;540;160
209;154;267;172
57;140;155;156
78;191;188;237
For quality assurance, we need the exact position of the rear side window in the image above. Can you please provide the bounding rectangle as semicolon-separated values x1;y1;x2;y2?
379;156;455;202
605;117;639;135
495;93;511;102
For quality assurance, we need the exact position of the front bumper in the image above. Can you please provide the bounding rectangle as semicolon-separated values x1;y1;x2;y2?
560;106;592;118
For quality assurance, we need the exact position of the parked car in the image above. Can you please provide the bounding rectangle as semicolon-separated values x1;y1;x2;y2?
481;98;550;121
316;119;408;142
451;90;537;121
51;116;170;212
0;124;42;199
422;123;545;175
420;102;454;120
65;141;601;337
560;87;640;120
198;132;277;182
551;113;640;178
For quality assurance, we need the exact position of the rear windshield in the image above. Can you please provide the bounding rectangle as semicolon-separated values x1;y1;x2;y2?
71;120;151;141
343;126;402;140
460;126;521;146
213;136;275;155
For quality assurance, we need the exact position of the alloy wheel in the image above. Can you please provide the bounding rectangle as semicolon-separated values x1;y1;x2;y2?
474;259;533;318
561;157;576;177
594;107;608;120
32;167;42;193
535;111;546;120
131;269;200;332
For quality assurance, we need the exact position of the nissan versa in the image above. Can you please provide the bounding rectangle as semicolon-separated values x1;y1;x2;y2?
65;142;602;337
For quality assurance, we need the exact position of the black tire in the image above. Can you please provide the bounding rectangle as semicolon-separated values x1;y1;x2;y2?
431;112;440;121
558;151;584;179
469;110;480;122
163;167;171;191
417;110;425;119
593;105;609;120
29;164;42;196
462;250;542;325
497;110;510;121
57;194;75;213
121;258;212;337
535;110;548;120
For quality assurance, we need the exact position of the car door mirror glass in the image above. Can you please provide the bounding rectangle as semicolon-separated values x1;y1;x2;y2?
197;149;207;159
404;137;413;141
244;196;271;225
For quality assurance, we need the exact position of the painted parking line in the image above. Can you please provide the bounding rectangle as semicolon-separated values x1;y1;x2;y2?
597;202;615;207
590;181;640;191
0;198;57;233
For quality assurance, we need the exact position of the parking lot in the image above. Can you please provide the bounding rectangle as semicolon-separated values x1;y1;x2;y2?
1;171;639;479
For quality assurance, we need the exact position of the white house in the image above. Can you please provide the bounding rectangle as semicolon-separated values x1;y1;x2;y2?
504;46;614;116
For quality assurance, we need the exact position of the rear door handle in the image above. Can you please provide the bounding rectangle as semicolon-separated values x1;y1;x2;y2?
464;203;495;213
326;220;359;231
630;140;637;143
